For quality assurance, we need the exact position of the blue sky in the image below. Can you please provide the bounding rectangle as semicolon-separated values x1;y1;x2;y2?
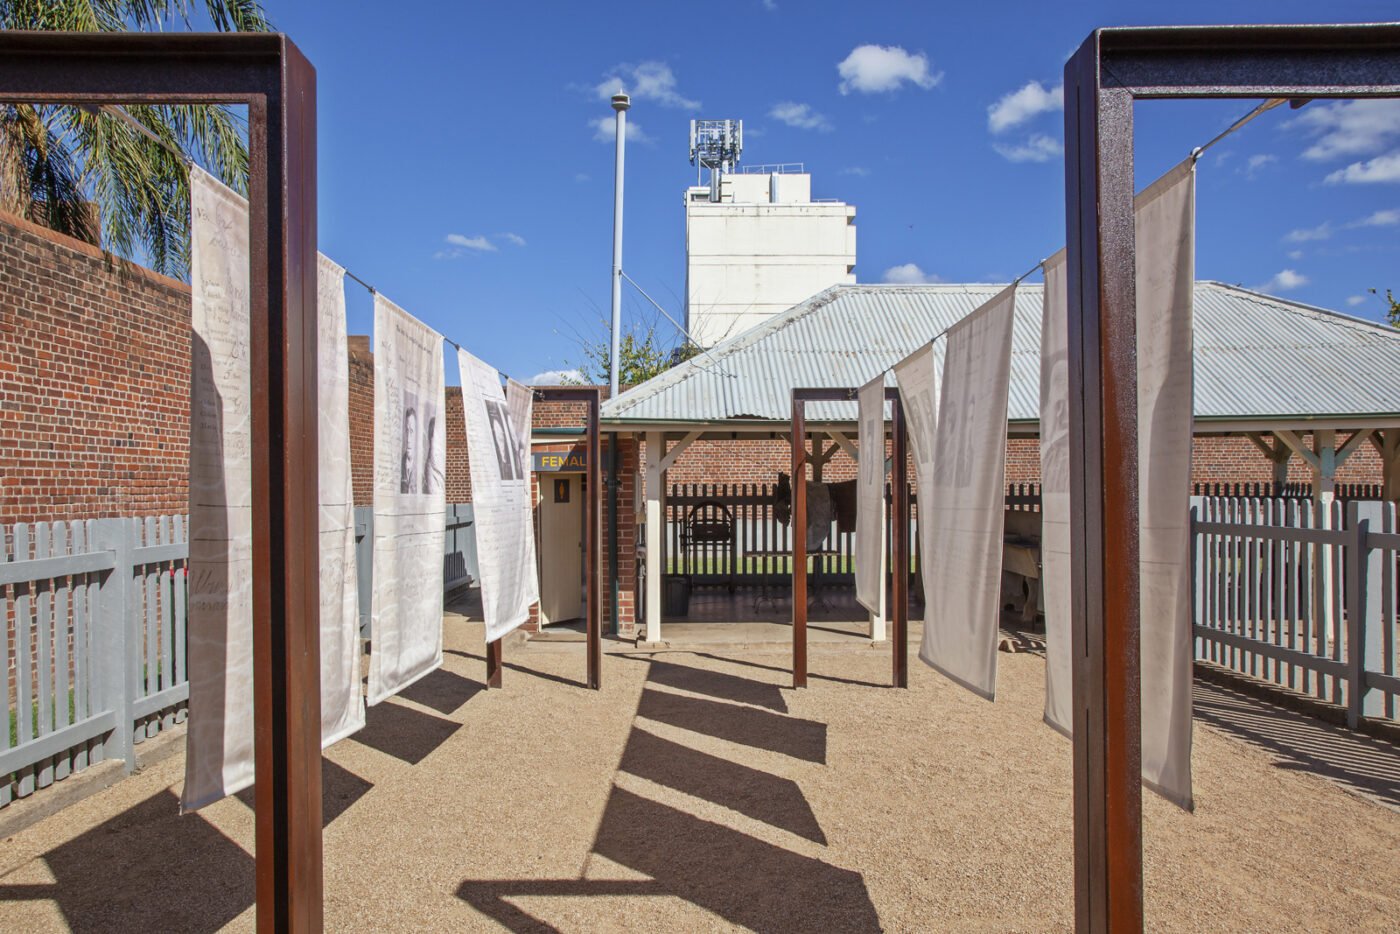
268;1;1400;383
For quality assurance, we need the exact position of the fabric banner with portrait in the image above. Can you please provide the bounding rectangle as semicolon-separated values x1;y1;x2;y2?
368;295;446;705
918;286;1016;700
457;349;539;642
855;374;887;616
316;254;364;746
1038;161;1195;809
1039;250;1073;736
183;167;255;812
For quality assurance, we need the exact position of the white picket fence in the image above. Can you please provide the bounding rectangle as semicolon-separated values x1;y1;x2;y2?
1192;496;1400;726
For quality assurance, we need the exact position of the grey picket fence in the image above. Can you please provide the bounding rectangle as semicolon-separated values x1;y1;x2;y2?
2;516;188;809
1192;496;1400;726
4;506;476;810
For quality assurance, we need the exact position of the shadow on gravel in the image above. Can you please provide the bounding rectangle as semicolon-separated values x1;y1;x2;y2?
0;788;253;933
457;655;879;932
350;699;459;765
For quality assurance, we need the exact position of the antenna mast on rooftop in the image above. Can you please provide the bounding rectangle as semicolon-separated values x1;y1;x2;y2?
689;119;742;203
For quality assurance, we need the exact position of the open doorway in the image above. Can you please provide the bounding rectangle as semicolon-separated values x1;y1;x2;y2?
538;472;585;626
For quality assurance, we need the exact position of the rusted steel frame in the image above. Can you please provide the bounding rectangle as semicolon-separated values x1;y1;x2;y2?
887;388;909;689
1063;24;1400;934
486;639;503;688
533;386;603;689
791;396;808;688
0;31;323;932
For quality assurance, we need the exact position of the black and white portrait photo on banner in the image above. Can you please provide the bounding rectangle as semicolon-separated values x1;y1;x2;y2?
459;348;539;642
370;294;446;705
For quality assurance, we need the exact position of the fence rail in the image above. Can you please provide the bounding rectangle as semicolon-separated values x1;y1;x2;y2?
1191;496;1400;725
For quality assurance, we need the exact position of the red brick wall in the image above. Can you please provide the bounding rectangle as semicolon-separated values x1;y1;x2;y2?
656;433;1383;489
1;209;192;525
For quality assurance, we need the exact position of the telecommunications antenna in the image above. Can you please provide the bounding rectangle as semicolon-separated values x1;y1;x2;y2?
688;119;743;202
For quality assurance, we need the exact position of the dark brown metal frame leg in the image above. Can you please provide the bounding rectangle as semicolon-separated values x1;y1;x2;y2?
791;399;808;688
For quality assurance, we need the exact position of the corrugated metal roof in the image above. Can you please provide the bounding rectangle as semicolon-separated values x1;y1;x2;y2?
601;282;1400;426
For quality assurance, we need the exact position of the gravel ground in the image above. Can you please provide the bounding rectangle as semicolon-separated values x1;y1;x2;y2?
1;616;1398;932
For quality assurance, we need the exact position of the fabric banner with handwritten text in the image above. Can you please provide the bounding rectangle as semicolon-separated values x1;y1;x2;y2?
317;255;365;745
183;167;255;812
855;374;887;616
368;296;446;705
458;349;540;642
918;286;1015;699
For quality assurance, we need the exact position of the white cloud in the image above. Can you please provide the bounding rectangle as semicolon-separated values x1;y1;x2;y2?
1244;153;1277;178
1287;249;1304;260
881;263;943;284
1289;100;1400;161
595;61;699;110
527;368;583;385
1325;151;1400;184
499;232;527;247
769;101;833;131
1256;269;1308;293
1352;207;1400;227
591;115;650;143
993;133;1062;163
1283;222;1333;243
987;81;1062;133
837;45;942;95
574;172;590;182
1346;294;1368;307
840;166;870;177
762;0;777;9
446;233;495;251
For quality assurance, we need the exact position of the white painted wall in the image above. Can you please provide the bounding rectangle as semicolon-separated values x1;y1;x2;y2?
685;172;856;347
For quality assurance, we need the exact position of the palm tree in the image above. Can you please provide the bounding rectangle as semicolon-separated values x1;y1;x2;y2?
0;1;272;277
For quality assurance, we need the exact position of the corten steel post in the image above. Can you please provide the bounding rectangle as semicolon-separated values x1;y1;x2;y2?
1062;24;1400;933
791;398;808;688
486;638;503;688
888;388;909;689
789;387;911;688
0;31;323;930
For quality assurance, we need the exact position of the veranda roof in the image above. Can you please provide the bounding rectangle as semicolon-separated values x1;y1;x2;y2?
601;282;1400;433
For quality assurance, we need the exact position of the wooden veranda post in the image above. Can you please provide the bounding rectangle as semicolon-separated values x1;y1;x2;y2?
0;31;324;930
1062;23;1400;934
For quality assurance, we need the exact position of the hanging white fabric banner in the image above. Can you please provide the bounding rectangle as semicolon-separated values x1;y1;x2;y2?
1038;161;1195;809
918;286;1016;699
1040;250;1073;736
1135;159;1196;810
892;341;941;617
458;349;540;642
317;254;364;746
855;374;887;616
368;295;446;705
183;167;254;811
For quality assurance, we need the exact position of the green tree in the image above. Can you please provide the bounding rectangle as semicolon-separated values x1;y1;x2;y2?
1369;288;1400;328
0;1;271;277
567;314;699;388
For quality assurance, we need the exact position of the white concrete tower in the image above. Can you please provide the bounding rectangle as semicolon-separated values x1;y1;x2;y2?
684;121;856;346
